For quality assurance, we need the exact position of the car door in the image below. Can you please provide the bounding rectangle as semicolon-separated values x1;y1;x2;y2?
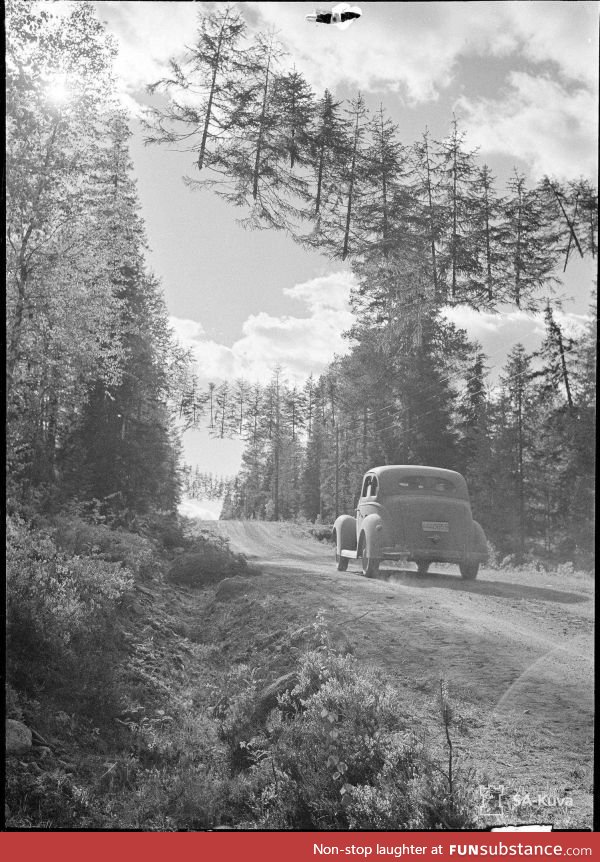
356;473;374;537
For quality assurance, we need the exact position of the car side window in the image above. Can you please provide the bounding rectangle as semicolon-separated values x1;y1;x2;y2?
361;476;371;497
370;476;378;497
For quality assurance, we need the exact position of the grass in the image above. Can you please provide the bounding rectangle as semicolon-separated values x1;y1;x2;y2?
5;513;478;829
6;513;591;829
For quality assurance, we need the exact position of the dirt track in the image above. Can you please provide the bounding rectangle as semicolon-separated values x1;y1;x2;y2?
199;520;594;826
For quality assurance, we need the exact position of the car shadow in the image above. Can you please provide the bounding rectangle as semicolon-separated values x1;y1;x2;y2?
372;567;589;605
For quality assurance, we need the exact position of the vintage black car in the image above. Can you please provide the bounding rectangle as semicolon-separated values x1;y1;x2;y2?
332;465;488;579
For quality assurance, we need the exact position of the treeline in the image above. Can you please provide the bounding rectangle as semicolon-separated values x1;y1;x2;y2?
182;300;595;565
146;7;597;312
6;0;192;521
147;6;596;565
181;466;236;501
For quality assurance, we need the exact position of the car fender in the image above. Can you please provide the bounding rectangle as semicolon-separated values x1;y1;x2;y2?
359;513;385;557
332;514;357;553
470;519;489;560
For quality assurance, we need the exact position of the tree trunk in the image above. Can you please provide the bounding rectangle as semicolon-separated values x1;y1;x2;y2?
342;106;361;260
423;137;439;299
252;52;272;201
516;385;525;560
555;324;573;408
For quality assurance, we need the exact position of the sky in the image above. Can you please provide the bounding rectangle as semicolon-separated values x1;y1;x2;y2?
86;1;598;517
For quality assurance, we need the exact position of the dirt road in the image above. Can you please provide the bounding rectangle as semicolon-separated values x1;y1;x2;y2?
200;520;594;826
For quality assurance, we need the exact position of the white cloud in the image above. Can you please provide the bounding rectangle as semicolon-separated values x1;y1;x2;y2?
248;2;463;103
92;0;198;94
552;310;590;338
95;1;598;173
442;304;545;351
92;1;598;113
442;304;591;371
249;2;598;104
503;1;598;88
456;72;598;180
171;271;355;385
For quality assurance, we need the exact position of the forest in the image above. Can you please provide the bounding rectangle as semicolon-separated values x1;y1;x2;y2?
154;7;598;567
4;0;596;830
7;2;595;562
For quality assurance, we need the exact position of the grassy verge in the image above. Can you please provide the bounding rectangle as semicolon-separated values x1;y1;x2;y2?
5;512;503;829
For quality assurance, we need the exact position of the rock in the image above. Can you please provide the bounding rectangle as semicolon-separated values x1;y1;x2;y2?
37;747;53;760
6;719;32;755
289;623;352;656
254;671;299;720
214;576;256;602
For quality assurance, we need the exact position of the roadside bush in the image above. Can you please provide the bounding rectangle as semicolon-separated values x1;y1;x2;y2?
6;514;132;715
5;764;94;828
309;525;334;543
53;515;155;577
167;532;249;587
212;631;477;830
147;514;186;550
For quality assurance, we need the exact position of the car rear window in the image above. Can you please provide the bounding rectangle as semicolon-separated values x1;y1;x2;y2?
394;476;456;494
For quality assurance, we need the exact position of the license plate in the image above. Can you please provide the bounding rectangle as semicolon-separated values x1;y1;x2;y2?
422;521;449;532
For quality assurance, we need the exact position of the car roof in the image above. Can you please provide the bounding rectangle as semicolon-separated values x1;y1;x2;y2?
364;465;469;497
366;465;465;480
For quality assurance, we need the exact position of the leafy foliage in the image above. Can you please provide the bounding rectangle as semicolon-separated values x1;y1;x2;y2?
6;514;132;712
6;0;188;517
167;531;250;587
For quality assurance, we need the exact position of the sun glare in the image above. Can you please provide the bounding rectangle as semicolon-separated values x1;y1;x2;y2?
46;73;70;105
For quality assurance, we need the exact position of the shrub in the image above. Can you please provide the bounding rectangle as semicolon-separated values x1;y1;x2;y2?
6;514;133;715
53;515;155;577
167;532;249;587
5;764;94;828
213;633;477;830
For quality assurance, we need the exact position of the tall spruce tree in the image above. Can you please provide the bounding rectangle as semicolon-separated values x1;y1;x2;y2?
305;89;348;226
498;344;536;560
434;118;480;303
357;105;411;261
412;129;444;301
503;171;560;310
469;165;508;305
144;6;247;171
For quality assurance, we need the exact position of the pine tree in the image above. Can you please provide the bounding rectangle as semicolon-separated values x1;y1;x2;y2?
498;344;536;559
271;67;315;170
55;102;184;514
412;129;444;301
469;165;508;305
212;381;237;438
301;418;326;521
303;89;349;238
434;118;480;303
341;94;369;260
502;171;560;310
357;105;410;261
144;6;247;171
210;30;307;230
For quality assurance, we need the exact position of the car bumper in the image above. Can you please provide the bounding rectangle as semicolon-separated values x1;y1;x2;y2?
381;548;488;564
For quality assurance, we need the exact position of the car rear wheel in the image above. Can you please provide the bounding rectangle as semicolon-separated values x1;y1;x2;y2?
361;545;380;578
336;551;349;571
417;561;430;575
459;561;479;580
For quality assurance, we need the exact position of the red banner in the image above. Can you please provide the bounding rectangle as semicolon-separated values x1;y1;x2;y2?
0;831;598;862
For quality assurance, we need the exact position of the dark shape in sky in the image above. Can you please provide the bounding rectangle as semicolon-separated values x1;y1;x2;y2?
306;4;362;30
